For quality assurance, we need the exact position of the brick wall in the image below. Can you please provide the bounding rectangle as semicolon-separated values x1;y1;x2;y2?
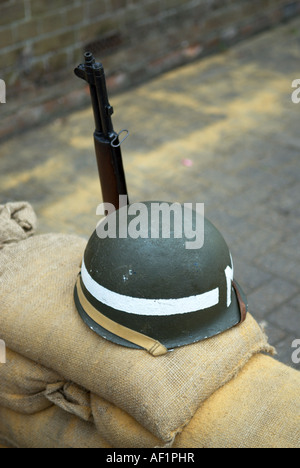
1;0;300;138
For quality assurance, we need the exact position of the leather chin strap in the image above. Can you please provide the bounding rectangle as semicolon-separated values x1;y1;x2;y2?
76;277;168;357
76;277;247;357
232;281;248;323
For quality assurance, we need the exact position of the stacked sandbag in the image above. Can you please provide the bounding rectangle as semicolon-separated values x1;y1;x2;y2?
174;353;300;448
0;202;37;249
0;203;299;448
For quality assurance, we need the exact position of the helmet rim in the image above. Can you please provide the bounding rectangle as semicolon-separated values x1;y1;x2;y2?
74;275;247;351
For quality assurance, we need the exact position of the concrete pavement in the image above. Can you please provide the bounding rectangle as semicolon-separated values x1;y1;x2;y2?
0;18;300;368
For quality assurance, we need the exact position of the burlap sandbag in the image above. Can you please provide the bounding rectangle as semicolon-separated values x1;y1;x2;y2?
0;404;110;449
174;353;300;449
1;351;299;448
1;202;299;448
0;202;37;249
0;347;162;448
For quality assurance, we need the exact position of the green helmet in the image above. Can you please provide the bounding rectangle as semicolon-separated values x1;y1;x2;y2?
74;202;247;356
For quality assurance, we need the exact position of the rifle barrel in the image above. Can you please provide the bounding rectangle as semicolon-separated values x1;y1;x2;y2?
74;52;129;209
92;63;114;139
83;52;102;134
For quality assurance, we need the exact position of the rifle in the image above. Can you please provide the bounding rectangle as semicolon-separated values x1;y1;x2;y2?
74;52;129;210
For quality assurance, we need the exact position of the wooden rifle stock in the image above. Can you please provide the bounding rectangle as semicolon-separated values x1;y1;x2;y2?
94;133;128;210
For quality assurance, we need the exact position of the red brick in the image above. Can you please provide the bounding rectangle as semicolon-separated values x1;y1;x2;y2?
164;0;186;10
77;19;120;43
38;12;66;35
86;0;108;20
0;26;14;48
13;20;39;42
1;47;23;68
33;31;75;56
64;5;85;26
30;0;71;16
46;51;70;71
0;2;25;27
110;0;127;10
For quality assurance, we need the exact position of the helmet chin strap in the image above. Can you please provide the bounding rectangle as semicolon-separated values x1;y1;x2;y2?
232;281;247;323
75;276;168;357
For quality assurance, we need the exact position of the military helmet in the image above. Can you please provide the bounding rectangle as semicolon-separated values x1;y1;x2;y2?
74;201;247;356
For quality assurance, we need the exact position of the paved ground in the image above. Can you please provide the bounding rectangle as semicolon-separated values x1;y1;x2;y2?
0;19;299;368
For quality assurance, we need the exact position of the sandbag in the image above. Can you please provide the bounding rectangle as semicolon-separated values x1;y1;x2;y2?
174;354;300;449
0;202;37;249
0;202;298;448
0;405;110;449
1;350;299;448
